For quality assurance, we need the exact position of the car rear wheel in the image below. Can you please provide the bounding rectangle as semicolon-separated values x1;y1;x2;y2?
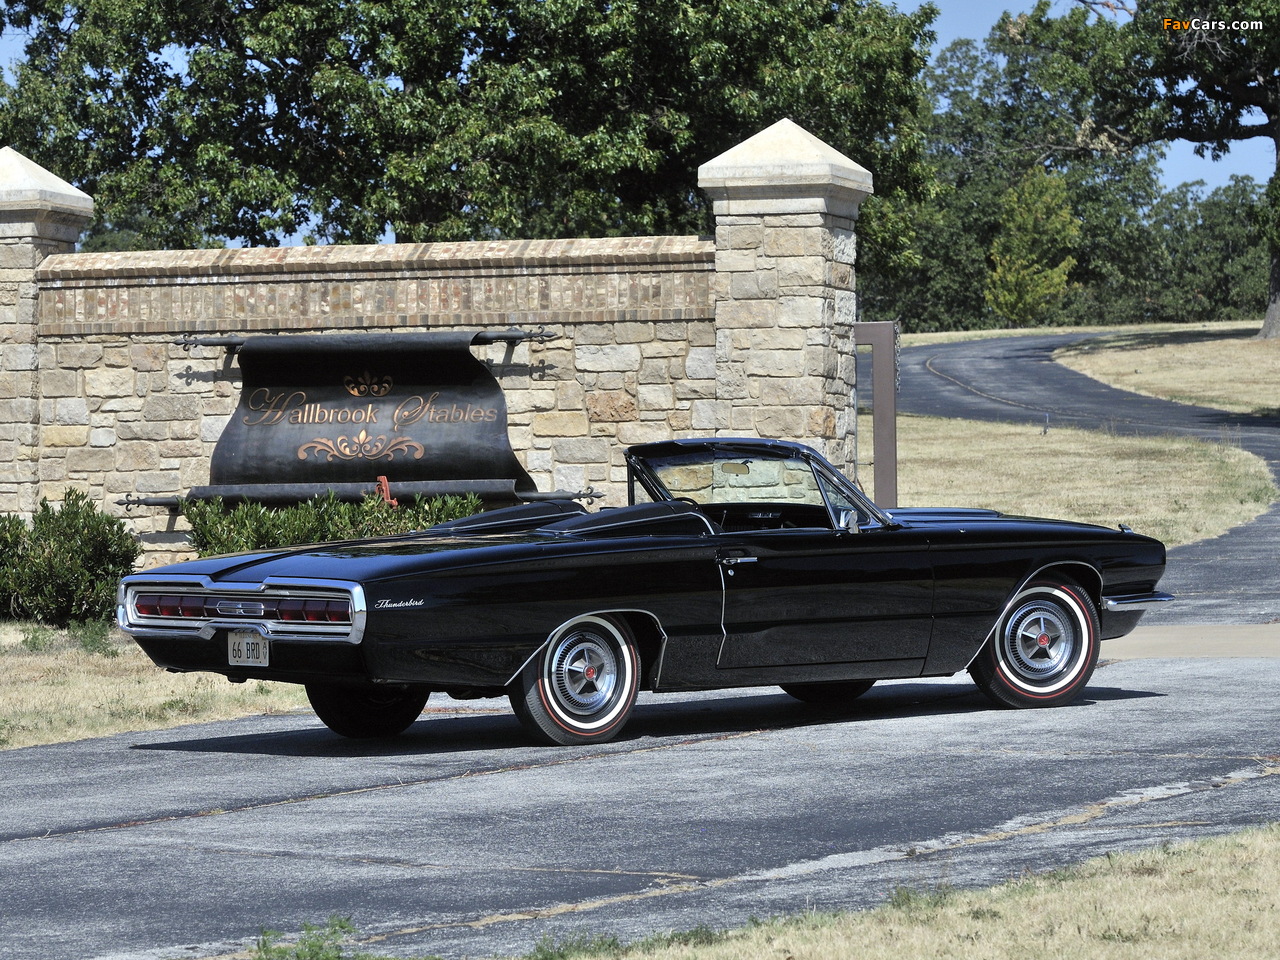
780;679;876;705
510;614;640;745
305;683;429;738
969;578;1099;708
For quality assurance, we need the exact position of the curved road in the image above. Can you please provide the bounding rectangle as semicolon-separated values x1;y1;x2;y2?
894;334;1280;625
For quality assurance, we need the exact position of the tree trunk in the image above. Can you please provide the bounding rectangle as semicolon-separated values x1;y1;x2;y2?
1263;248;1280;339
1259;139;1280;339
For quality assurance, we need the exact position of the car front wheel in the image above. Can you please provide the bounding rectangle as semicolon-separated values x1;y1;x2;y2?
969;578;1099;708
305;683;430;738
511;614;640;745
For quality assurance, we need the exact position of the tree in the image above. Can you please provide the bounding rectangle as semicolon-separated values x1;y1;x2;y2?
0;0;937;263
1021;1;1279;335
985;167;1080;325
859;29;1168;331
1150;176;1268;322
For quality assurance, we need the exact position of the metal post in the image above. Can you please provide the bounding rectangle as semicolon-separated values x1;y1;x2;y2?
854;321;898;508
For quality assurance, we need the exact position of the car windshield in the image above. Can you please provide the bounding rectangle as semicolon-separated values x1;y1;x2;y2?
642;451;827;507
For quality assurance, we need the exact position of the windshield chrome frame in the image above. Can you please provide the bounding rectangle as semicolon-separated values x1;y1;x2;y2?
625;439;893;530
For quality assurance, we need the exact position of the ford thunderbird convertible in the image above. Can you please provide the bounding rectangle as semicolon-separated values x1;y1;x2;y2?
118;438;1172;745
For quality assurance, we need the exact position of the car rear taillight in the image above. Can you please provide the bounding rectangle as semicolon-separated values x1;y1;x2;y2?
132;591;350;624
276;597;350;623
315;599;351;623
134;594;207;618
134;594;162;617
275;598;307;621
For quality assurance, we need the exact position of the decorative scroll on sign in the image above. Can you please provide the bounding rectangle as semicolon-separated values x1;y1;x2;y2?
192;332;536;505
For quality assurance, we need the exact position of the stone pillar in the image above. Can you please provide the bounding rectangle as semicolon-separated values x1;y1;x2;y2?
697;119;872;470
0;148;94;514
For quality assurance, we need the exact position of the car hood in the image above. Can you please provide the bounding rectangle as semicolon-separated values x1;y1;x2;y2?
885;506;1133;537
885;507;1006;523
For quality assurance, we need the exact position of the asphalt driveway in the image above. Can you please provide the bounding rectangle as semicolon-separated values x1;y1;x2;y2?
3;660;1278;960
893;333;1280;625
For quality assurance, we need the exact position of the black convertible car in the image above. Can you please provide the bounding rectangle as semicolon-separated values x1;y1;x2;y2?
119;438;1172;745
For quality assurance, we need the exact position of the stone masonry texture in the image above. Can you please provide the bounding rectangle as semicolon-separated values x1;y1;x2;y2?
2;124;871;563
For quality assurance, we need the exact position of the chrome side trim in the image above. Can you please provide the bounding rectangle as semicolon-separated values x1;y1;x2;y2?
116;575;367;644
1103;591;1175;612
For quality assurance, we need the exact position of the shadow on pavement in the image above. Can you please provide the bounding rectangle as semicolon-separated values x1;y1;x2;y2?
128;680;1163;758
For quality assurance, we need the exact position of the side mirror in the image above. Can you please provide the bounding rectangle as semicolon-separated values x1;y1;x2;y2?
837;509;860;533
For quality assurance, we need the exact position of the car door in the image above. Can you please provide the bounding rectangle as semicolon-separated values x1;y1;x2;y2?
715;524;935;670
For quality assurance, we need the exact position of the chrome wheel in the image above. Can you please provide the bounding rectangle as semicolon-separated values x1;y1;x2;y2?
548;632;619;715
970;578;1099;708
1001;601;1076;684
511;614;640;745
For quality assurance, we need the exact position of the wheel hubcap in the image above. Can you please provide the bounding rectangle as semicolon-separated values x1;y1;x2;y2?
549;632;618;715
1002;602;1075;683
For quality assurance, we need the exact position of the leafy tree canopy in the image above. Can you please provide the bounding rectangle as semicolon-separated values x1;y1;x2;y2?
862;4;1272;332
0;0;937;271
1017;0;1279;333
1150;175;1268;323
860;23;1169;331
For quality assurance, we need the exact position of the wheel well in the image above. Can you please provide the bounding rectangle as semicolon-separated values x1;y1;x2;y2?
611;611;666;690
1034;562;1103;607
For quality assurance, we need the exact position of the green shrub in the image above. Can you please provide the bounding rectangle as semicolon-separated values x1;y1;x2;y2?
7;490;141;625
252;916;388;960
181;491;481;557
20;623;57;652
70;618;119;657
0;512;27;618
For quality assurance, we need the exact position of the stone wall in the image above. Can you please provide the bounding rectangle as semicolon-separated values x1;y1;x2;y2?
0;120;875;564
30;239;718;560
0;147;94;518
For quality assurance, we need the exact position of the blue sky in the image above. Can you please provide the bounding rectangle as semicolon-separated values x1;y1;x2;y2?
1;3;1271;194
921;0;1272;191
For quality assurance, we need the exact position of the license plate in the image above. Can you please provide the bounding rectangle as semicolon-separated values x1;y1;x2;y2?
228;631;269;667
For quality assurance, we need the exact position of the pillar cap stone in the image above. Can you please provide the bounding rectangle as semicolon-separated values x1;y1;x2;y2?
697;118;873;219
0;146;94;243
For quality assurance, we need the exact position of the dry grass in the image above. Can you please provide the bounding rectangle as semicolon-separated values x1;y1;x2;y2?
0;622;308;750
1052;321;1280;416
865;414;1278;548
559;824;1280;960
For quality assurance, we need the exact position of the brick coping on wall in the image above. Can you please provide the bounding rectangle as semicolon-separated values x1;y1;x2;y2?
36;235;715;280
35;235;717;339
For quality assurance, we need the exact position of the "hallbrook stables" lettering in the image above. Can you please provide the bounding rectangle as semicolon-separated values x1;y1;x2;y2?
243;389;381;427
394;392;499;428
243;388;499;433
198;331;537;502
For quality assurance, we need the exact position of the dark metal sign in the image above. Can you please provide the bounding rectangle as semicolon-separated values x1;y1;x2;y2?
191;332;536;504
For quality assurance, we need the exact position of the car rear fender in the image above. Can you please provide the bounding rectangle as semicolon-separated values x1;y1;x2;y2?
504;608;669;690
